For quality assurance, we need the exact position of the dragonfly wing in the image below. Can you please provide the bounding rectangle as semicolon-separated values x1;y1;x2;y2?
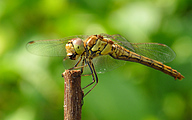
92;55;126;74
131;43;176;63
26;35;89;57
63;56;81;69
26;39;68;57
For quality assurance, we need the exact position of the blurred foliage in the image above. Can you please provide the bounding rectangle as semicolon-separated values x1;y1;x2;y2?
0;0;192;120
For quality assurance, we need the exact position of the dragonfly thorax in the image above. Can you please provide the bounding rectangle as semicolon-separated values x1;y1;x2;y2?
65;38;85;60
84;35;114;59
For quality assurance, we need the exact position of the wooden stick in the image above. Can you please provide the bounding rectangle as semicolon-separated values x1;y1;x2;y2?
63;70;84;120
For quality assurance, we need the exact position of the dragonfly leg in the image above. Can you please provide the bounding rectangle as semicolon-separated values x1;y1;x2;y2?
81;74;92;76
80;57;86;74
83;60;98;97
68;65;88;70
68;57;88;71
82;60;94;89
68;56;82;70
64;56;87;78
80;58;92;76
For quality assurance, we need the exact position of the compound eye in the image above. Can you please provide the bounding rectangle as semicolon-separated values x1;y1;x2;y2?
71;38;85;55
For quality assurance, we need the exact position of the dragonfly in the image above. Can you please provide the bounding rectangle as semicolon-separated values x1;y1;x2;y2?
26;33;184;96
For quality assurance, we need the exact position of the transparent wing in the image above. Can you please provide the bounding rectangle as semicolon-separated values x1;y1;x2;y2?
26;35;89;57
26;39;68;57
131;43;176;63
92;55;126;74
63;56;81;69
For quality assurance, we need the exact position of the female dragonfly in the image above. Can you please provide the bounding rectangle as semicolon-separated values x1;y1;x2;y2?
27;33;184;96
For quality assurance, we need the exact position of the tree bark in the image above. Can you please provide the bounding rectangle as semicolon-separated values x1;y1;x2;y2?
63;70;83;120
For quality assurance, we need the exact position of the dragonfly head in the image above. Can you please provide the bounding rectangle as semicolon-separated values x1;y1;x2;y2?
65;38;85;60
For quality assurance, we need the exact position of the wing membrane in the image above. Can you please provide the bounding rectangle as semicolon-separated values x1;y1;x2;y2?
92;55;126;74
26;39;68;57
26;35;89;57
131;43;176;63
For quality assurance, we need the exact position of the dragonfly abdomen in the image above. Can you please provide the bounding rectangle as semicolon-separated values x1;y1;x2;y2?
110;44;184;80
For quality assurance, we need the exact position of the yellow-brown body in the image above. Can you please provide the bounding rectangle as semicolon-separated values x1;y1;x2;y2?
84;35;184;80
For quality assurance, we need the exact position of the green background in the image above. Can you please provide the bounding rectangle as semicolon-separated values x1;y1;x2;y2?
0;0;192;120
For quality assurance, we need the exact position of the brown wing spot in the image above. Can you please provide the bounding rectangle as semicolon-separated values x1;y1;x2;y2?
28;41;35;44
108;40;114;44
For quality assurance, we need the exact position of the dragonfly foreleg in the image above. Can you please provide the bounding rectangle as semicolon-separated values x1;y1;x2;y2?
68;56;88;71
68;56;82;70
83;60;98;97
80;57;86;74
82;61;95;89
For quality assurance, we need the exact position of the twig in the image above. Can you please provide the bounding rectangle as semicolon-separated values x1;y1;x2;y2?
63;70;84;120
